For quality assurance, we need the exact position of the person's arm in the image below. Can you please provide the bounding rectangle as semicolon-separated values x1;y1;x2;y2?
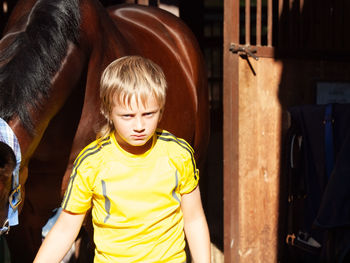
34;210;86;263
181;186;211;263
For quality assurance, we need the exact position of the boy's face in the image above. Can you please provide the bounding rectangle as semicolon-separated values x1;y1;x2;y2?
110;94;162;155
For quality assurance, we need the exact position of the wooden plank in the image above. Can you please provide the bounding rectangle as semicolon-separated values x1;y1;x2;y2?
237;57;282;262
278;0;286;48
288;0;293;48
267;0;272;46
223;0;239;261
245;0;251;44
256;0;261;46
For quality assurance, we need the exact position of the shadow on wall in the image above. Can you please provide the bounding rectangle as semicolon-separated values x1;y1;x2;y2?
276;1;350;262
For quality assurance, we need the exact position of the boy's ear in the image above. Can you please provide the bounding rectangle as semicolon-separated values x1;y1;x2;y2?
101;108;112;123
101;108;108;120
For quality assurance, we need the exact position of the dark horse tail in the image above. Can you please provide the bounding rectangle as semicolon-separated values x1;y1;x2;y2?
0;0;80;131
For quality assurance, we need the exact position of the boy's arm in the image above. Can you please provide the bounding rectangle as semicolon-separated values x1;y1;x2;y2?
34;210;86;263
181;186;211;263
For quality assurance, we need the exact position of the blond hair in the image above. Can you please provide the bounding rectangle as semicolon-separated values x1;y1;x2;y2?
97;56;167;139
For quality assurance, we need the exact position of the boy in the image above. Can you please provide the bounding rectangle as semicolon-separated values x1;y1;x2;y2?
34;56;211;262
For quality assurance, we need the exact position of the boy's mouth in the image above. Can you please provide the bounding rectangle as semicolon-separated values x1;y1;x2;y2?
132;135;146;139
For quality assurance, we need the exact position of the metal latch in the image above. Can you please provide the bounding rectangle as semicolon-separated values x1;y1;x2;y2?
229;43;259;61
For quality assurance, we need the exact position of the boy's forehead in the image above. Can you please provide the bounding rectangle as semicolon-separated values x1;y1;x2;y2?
112;93;160;109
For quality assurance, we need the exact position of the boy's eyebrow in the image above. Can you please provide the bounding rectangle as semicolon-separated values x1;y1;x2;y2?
116;108;159;114
114;104;160;112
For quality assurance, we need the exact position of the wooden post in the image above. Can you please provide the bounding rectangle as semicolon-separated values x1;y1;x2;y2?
224;0;281;262
223;0;240;261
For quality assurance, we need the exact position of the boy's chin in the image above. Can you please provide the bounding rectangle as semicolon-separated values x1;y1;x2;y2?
129;138;152;147
129;141;147;147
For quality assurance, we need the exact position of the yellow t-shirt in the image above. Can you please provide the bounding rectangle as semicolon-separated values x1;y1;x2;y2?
61;129;199;262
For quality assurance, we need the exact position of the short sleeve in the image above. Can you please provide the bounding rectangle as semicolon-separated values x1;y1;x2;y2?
61;155;95;213
178;146;199;195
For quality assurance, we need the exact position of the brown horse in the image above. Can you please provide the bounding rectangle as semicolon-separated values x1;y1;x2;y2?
0;0;209;261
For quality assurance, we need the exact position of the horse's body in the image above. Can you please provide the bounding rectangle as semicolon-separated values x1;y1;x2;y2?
0;0;209;261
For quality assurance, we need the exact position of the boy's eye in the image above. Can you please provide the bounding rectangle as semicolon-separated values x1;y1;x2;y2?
121;114;133;118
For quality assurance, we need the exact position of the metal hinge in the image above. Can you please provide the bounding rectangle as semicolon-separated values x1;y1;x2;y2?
229;43;259;61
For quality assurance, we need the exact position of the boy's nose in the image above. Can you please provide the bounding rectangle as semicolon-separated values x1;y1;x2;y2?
134;117;145;131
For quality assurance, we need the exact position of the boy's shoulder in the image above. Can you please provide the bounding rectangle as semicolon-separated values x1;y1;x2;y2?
155;129;194;156
74;136;113;164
